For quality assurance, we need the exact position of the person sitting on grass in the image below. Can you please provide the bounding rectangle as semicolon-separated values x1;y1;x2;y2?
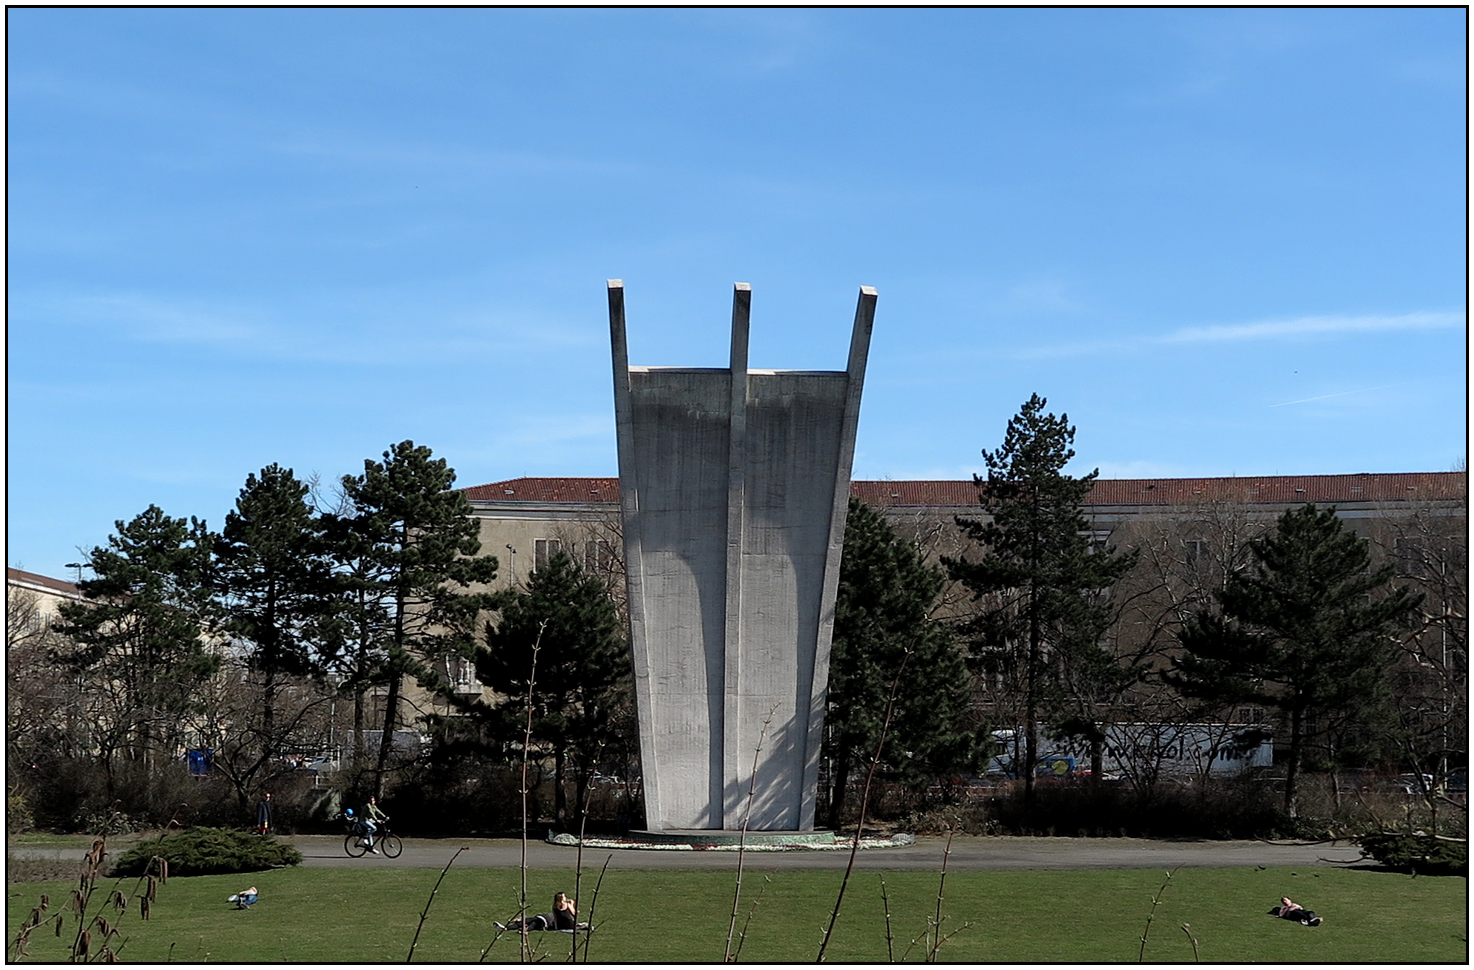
1269;896;1323;926
498;892;585;932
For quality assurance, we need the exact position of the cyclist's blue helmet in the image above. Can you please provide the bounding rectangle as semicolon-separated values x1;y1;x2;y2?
346;808;354;816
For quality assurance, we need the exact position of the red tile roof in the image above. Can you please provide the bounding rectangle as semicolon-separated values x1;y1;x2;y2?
464;473;1464;508
462;477;622;503
7;567;81;597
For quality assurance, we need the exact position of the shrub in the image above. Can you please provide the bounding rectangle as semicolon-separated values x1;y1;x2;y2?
7;794;34;834
109;826;302;877
1356;832;1468;876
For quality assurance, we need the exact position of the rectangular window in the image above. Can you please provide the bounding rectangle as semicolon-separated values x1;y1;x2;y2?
533;538;562;571
1185;539;1208;564
583;539;616;573
1393;537;1426;577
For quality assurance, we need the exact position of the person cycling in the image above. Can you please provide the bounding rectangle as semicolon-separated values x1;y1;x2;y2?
360;795;389;853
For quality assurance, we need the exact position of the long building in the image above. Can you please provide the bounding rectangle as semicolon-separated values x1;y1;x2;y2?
462;471;1465;586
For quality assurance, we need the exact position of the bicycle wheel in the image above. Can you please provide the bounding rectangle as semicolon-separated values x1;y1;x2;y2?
344;833;368;858
380;833;403;858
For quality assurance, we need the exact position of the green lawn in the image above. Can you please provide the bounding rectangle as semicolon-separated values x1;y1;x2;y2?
8;863;1466;963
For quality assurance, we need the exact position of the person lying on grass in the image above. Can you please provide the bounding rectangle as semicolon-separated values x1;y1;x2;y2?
227;887;259;909
497;892;589;932
1269;896;1323;926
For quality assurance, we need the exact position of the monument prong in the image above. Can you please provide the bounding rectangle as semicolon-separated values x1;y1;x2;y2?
801;284;878;825
607;277;664;829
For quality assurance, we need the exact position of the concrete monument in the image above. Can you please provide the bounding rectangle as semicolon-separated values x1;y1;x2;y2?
608;280;875;831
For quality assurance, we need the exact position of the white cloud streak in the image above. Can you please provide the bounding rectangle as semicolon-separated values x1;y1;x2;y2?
1013;310;1463;359
1160;311;1464;344
1267;382;1408;409
26;292;599;366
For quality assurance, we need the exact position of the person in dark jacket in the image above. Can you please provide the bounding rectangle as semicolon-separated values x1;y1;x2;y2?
255;793;272;835
1270;896;1323;926
501;893;580;932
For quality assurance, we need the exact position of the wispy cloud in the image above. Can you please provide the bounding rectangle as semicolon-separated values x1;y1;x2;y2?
1161;311;1463;344
491;414;613;447
1013;310;1463;359
1267;382;1408;409
27;291;600;367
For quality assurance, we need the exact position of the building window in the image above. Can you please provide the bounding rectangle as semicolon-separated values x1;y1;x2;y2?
1393;537;1427;577
583;539;616;574
533;538;562;571
1185;539;1208;564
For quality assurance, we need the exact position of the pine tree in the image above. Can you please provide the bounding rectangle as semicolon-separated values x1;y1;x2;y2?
475;550;629;824
944;394;1134;805
1171;503;1421;817
824;499;977;828
55;506;219;789
333;441;498;795
211;464;332;806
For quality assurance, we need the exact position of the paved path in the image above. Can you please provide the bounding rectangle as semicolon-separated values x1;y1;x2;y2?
10;835;1359;873
294;835;1364;871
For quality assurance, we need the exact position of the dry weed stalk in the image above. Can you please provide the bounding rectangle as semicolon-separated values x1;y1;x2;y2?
568;746;604;963
1138;868;1177;962
879;876;896;963
519;620;548;964
579;854;613;964
1180;922;1200;962
923;821;969;962
406;846;468;962
815;647;913;962
477;922;509;962
730;872;771;964
10;836;167;964
724;703;779;963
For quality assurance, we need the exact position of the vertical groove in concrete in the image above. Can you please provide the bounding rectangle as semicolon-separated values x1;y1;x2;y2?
722;283;751;831
611;282;874;831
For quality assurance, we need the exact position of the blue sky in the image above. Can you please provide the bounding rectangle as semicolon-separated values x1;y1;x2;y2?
8;8;1466;580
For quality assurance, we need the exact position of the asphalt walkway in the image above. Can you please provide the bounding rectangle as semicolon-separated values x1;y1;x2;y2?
11;834;1367;873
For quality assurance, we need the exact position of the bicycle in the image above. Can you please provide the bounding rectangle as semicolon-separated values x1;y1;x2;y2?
343;816;403;858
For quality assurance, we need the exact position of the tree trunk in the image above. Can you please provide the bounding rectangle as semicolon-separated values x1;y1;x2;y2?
827;743;853;831
262;598;279;754
1090;735;1104;793
554;747;567;824
1284;702;1304;818
375;669;400;799
352;686;365;770
375;584;407;798
1024;582;1041;809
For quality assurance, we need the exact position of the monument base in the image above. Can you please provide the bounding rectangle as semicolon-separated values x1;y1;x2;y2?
634;829;842;847
546;829;915;851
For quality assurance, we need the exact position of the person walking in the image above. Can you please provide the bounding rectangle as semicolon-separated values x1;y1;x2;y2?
255;792;273;836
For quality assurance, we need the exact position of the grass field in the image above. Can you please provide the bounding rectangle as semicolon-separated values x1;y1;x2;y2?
7;862;1466;963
